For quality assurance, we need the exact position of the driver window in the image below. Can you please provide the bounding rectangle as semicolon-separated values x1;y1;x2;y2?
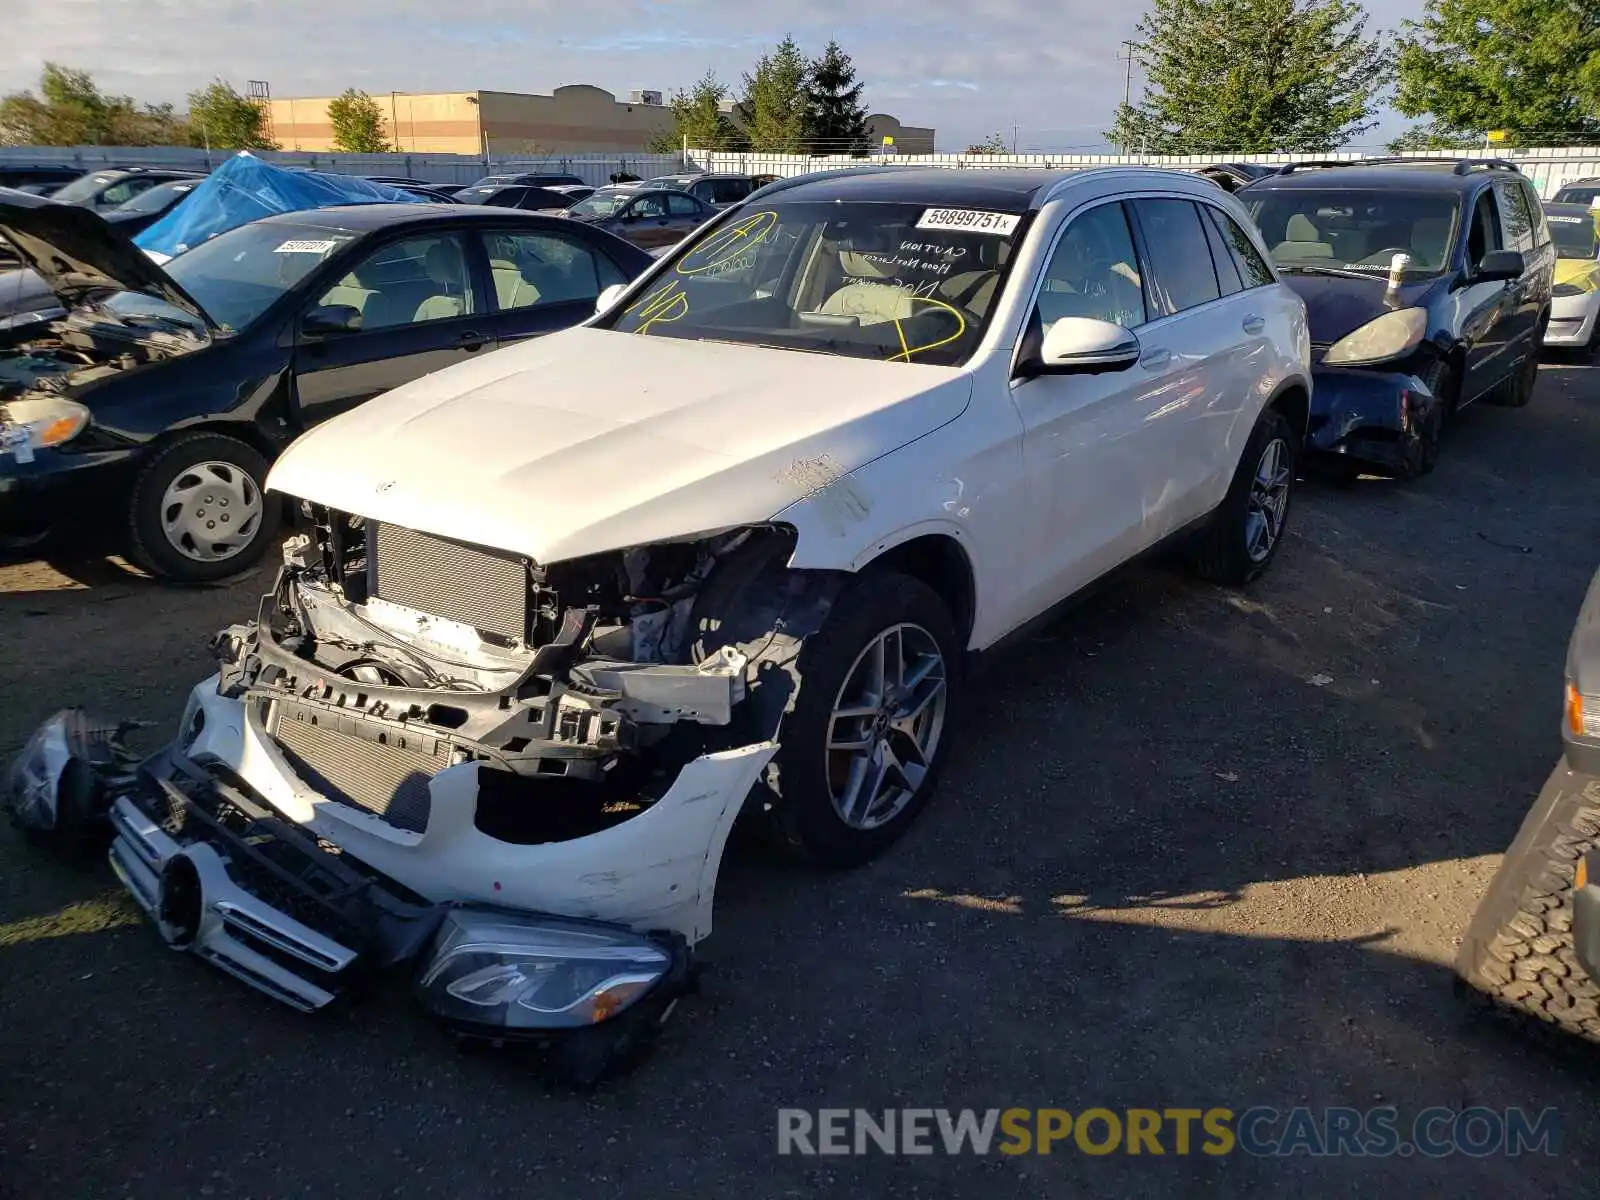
311;233;474;332
1036;202;1147;334
1468;191;1502;265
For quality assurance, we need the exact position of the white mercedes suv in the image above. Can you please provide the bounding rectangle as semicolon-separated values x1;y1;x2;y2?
9;167;1310;1058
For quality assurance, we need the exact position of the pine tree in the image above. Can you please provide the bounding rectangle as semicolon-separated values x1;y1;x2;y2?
806;40;869;156
1105;0;1389;155
737;35;813;153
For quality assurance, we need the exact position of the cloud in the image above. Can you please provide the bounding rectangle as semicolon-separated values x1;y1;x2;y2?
0;0;1432;152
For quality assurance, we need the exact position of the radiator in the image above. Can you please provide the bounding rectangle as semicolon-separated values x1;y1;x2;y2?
369;522;528;642
272;703;449;834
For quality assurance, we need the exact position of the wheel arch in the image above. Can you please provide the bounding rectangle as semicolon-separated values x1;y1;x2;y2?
853;528;978;644
1267;378;1310;445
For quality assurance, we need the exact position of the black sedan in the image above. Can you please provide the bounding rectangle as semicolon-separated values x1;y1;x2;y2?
452;183;587;212
1239;159;1555;479
0;196;653;581
101;178;202;237
48;167;208;213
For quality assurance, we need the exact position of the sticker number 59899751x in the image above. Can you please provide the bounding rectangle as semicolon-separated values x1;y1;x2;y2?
915;209;1021;235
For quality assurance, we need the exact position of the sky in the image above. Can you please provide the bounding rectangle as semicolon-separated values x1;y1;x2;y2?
1;0;1429;153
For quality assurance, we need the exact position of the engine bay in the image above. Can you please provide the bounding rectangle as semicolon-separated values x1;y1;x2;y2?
0;311;203;400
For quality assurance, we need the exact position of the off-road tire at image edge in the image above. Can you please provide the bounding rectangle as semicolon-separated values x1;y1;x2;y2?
727;569;964;868
1190;406;1297;586
128;432;279;584
1455;762;1600;1043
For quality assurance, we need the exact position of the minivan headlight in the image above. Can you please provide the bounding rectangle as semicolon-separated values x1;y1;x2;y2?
1322;307;1429;367
0;396;91;451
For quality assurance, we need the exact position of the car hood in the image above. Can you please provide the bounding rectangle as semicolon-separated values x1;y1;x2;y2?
0;192;213;328
1278;271;1440;345
267;327;972;565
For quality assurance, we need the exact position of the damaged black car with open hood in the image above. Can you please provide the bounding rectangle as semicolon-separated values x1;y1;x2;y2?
0;192;652;576
1238;158;1554;479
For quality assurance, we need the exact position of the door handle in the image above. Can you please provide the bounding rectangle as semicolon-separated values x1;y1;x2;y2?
1140;347;1173;370
457;330;486;350
1242;315;1266;335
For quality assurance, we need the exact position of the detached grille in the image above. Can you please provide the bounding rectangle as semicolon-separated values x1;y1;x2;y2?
369;523;528;642
272;703;450;834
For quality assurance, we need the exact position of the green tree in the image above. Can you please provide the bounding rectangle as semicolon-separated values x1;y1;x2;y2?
0;63;187;146
806;40;869;155
185;80;276;150
737;35;813;152
966;132;1009;154
1394;0;1600;146
1106;0;1389;154
326;88;392;153
647;71;744;152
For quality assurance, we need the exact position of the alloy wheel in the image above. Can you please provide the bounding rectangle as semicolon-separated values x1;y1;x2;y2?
825;623;949;830
1244;438;1292;563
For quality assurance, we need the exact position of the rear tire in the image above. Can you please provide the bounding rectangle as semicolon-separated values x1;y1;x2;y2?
1492;337;1542;408
128;433;279;584
1190;407;1296;586
1456;763;1600;1043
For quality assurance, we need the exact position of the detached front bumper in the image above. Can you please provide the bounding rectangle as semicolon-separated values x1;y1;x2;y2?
1304;365;1438;473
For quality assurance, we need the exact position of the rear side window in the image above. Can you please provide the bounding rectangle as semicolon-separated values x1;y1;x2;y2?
1206;208;1276;287
711;178;751;204
1132;199;1221;313
1522;181;1551;247
667;193;702;217
1199;208;1244;295
1492;179;1535;254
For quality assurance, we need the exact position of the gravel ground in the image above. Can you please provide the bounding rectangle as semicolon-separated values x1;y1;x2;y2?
3;364;1600;1196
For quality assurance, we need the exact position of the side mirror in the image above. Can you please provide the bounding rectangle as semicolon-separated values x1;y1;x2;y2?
1034;317;1142;374
301;304;362;338
1475;249;1526;282
595;283;627;315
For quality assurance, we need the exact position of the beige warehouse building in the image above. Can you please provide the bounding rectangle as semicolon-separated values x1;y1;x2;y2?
267;85;935;155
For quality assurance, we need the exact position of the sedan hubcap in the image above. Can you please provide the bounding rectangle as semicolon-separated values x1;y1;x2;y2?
160;460;263;563
826;623;948;830
1244;438;1291;563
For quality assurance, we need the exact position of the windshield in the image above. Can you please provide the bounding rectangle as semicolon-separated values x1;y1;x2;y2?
49;173;118;205
569;190;629;217
603;200;1025;368
104;219;358;332
1547;211;1600;259
1555;185;1600;207
1244;189;1461;276
468;175;518;188
114;182;192;214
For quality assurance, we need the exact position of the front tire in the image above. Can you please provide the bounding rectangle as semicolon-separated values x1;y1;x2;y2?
1190;407;1296;586
128;433;279;584
1456;763;1600;1042
757;571;962;867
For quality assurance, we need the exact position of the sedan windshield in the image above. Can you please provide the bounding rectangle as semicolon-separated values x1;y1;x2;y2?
112;181;194;214
603;199;1026;367
1555;185;1600;207
1244;189;1460;277
568;190;629;218
1547;212;1600;259
49;173;118;205
103;219;358;332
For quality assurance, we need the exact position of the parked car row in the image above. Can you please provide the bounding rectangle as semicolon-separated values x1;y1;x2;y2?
0;156;1564;1084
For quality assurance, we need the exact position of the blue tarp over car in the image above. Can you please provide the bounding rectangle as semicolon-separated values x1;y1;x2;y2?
135;152;428;260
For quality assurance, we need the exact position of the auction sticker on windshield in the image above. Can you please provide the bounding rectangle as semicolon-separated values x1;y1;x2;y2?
274;239;341;254
916;209;1020;235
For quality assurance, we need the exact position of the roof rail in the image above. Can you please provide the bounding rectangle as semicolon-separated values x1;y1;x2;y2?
1276;156;1522;177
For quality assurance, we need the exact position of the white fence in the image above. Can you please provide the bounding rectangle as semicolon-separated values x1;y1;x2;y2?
0;145;688;186
689;146;1600;199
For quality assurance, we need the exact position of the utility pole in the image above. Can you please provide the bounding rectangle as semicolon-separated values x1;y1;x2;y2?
1011;124;1019;154
1120;41;1138;109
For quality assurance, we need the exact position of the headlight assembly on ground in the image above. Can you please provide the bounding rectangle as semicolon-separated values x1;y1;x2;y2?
416;907;679;1032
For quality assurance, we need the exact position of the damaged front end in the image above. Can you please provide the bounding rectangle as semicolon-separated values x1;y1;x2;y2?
5;510;812;1082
